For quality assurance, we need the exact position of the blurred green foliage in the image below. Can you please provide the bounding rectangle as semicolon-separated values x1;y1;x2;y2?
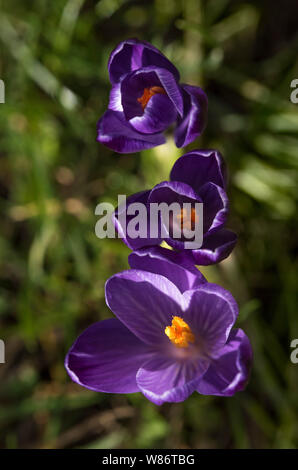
0;0;298;449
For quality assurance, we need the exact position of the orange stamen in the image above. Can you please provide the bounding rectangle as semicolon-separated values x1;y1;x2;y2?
137;86;166;110
176;207;198;231
165;316;195;348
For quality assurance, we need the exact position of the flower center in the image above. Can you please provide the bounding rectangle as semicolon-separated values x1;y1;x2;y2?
137;86;166;110
176;207;198;231
165;316;195;348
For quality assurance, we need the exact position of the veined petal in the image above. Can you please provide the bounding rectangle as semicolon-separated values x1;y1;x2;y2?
197;329;253;396
129;94;177;134
198;182;228;235
65;319;151;393
182;283;239;356
128;246;206;293
149;180;201;204
136;353;208;405
170;149;226;191
112;190;162;250
108;39;180;84
97;110;165;153
105;270;185;346
191;229;237;265
108;39;143;84
175;85;208;148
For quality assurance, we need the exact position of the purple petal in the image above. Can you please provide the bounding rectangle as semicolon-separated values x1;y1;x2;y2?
129;94;177;134
112;190;162;250
128;246;206;293
108;83;123;112
191;229;237;265
108;39;180;84
156;68;183;116
198;182;228;235
108;40;143;84
149;180;201;205
170;149;226;191
197;329;253;396
141;42;180;81
148;180;202;250
96;110;165;153
182;283;239;356
65;319;151;393
175;85;208;148
136;353;208;405
105;270;185;346
121;67;183;120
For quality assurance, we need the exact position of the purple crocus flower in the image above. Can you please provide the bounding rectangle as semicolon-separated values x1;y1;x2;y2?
113;149;237;265
65;251;252;405
97;39;208;153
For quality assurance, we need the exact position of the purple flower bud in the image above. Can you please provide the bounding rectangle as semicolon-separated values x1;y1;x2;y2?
113;149;237;265
97;39;208;153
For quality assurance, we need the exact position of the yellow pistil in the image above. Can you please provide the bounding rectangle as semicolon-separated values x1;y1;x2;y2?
137;86;166;110
176;207;198;231
165;316;195;348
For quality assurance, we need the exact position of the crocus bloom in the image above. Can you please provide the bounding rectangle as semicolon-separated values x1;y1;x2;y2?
65;255;252;405
97;39;208;153
113;149;237;265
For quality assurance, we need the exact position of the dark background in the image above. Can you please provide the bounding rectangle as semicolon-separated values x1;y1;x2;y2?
0;0;298;449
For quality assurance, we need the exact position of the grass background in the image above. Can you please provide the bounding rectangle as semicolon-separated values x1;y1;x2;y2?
1;0;298;449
